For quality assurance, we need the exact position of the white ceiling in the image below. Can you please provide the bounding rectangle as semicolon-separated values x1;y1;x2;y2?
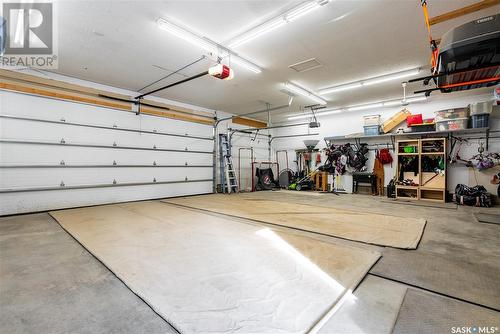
54;1;500;119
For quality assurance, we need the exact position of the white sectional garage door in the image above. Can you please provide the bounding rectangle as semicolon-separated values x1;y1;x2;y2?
0;90;214;215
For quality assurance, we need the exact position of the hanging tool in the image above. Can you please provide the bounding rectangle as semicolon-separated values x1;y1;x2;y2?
421;0;439;75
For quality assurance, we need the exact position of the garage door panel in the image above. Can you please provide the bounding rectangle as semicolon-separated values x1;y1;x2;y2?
0;167;212;188
0;144;213;165
1;120;213;152
0;90;215;215
0;182;213;215
2;92;213;133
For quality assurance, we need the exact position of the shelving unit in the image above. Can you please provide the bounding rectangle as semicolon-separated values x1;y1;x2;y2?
324;127;490;149
396;138;447;202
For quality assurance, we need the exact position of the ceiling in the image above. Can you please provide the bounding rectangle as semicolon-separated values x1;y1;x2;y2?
53;1;500;120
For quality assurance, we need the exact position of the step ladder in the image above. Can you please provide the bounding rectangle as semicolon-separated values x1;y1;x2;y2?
219;134;238;193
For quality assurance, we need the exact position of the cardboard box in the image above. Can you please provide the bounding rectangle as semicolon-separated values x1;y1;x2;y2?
382;109;411;133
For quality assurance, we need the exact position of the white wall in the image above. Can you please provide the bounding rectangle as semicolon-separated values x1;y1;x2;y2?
216;111;270;192
0;72;216;215
271;91;500;193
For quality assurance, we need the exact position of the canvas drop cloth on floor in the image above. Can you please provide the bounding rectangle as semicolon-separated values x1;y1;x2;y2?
319;275;407;334
50;201;380;334
163;194;427;249
474;213;500;225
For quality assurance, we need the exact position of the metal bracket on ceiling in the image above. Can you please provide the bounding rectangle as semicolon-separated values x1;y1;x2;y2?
132;98;141;115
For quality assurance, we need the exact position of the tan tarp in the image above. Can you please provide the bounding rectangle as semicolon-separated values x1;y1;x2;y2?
163;194;427;249
50;201;380;334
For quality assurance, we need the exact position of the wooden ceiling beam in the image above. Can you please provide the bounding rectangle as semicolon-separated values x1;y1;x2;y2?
429;0;500;26
232;117;267;128
0;69;215;124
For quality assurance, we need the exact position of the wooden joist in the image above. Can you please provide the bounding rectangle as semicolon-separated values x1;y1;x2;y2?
0;81;131;110
232;117;267;128
429;0;500;26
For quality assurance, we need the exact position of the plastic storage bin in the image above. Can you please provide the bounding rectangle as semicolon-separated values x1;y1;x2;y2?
407;114;423;126
364;125;380;136
471;114;489;128
435;108;469;121
363;114;380;126
470;101;493;116
436;118;468;131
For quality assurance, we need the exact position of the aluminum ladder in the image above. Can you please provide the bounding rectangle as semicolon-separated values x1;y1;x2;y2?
219;134;238;193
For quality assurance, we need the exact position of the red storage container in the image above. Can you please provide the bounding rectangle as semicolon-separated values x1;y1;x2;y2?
407;114;423;126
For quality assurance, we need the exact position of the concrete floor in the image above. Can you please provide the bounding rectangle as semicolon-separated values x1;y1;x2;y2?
1;192;499;333
0;213;177;334
240;191;500;310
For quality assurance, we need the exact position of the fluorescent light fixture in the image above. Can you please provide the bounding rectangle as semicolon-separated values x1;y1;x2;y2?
230;54;262;73
228;0;330;49
319;82;363;94
348;95;427;111
286;95;427;121
287;113;313;121
405;95;427;103
321;108;342;116
156;18;217;53
286;1;321;22
157;17;262;74
287;108;342;120
363;68;421;86
283;82;327;105
347;103;383;112
319;67;421;95
229;18;285;49
382;100;403;107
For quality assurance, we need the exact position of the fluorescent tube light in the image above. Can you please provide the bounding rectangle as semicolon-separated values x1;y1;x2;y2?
363;68;421;86
229;18;285;49
286;94;427;121
319;82;363;95
287;113;313;120
321;109;342;116
286;2;321;22
156;18;217;53
284;82;327;105
348;95;427;111
287;108;342;120
382;100;403;107
405;96;427;103
230;55;262;73
228;0;330;49
157;18;262;74
319;67;421;95
347;103;383;112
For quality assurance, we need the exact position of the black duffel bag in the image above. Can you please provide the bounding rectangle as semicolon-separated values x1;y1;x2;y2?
454;184;491;207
